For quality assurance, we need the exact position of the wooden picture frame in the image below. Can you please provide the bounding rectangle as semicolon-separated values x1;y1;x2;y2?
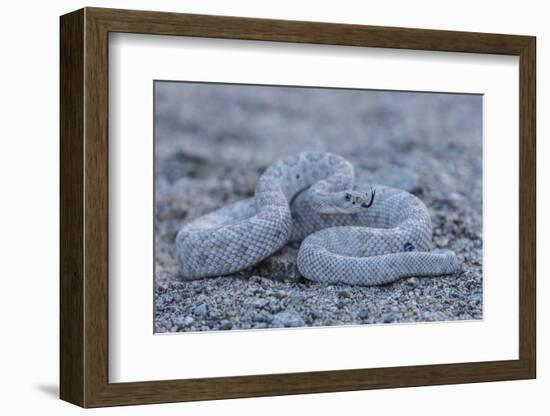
60;7;536;408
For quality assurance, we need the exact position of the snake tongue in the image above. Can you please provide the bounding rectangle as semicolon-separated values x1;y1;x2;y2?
361;188;376;208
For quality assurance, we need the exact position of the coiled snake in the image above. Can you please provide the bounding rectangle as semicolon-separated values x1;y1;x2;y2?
175;152;459;285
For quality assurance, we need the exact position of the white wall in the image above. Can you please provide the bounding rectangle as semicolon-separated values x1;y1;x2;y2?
0;0;545;414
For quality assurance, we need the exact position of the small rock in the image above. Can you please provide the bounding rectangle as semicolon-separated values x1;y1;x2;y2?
182;316;194;326
249;276;262;284
219;321;233;330
310;308;323;319
194;304;208;317
406;277;419;286
359;308;370;319
271;311;305;328
249;246;301;281
275;290;289;299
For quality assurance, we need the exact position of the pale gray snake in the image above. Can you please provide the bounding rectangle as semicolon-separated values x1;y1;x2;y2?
175;152;459;285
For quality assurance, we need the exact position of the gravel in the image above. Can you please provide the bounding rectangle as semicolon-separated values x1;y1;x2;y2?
153;82;483;333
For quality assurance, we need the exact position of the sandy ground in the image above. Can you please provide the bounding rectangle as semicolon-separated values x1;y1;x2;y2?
154;82;482;332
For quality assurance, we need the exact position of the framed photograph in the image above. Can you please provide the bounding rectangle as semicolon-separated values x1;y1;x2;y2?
60;7;536;408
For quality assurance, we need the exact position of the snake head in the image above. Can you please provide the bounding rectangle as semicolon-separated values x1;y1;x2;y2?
317;188;376;214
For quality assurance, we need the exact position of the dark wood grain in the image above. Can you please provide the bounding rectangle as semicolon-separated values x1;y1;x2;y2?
59;7;537;408
518;38;536;376
88;7;532;54
59;8;84;406
83;10;110;406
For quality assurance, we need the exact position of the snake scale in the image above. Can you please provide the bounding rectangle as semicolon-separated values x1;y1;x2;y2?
175;152;459;285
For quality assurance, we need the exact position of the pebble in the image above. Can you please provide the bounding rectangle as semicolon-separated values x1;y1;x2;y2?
406;277;419;286
275;290;289;299
219;321;233;330
271;311;306;328
338;290;351;298
250;246;301;281
194;304;208;317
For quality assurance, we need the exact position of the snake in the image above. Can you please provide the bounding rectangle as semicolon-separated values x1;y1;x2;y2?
174;152;459;285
